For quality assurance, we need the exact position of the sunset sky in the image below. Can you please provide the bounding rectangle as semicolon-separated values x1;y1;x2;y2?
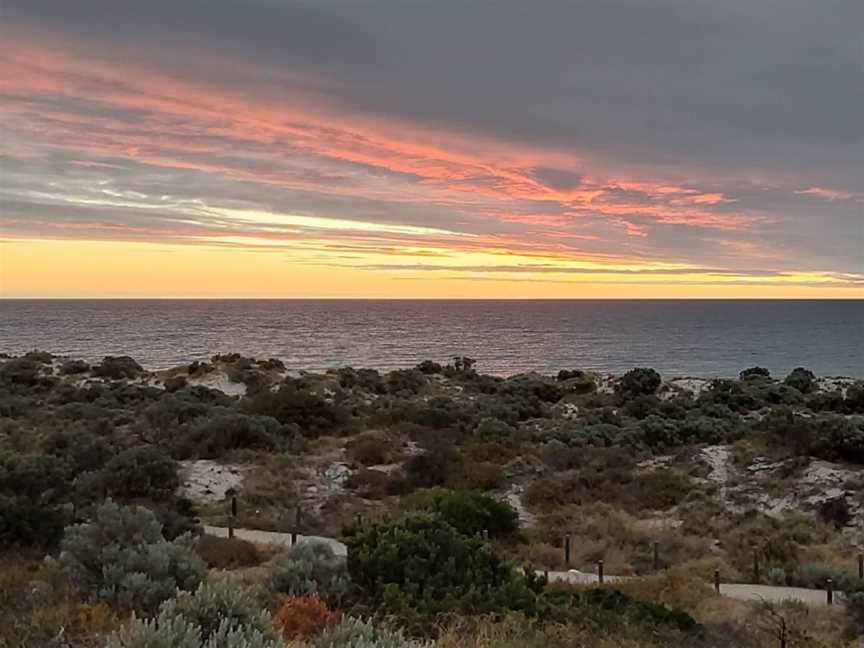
1;1;862;298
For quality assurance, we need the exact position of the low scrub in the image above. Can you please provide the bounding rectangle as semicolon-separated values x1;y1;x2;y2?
196;535;262;570
52;501;205;613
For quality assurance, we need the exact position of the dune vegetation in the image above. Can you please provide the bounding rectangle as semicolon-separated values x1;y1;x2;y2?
1;351;863;647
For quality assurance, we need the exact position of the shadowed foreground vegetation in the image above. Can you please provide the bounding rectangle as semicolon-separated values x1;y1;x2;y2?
1;351;863;646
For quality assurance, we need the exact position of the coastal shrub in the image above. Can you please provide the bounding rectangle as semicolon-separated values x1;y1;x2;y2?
416;360;442;375
337;367;386;394
59;359;91;375
698;379;761;412
817;495;852;529
0;450;69;501
42;424;118;474
569;587;701;635
102;445;180;500
614;368;661;399
344;512;539;616
23;350;55;364
347;431;397;466
501;376;563;404
423;490;518;538
269;540;351;606
141;393;223;440
149;497;203;541
0;451;69;547
93;356;144;380
105;614;280;648
196;535;262;569
457;460;505;490
740;366;771;380
846;381;864;413
635;469;693;510
813;415;864;463
474;416;516;441
0;494;66;548
784;367;816;393
385;369;426;395
171;413;284;459
404;439;462;489
345;468;391;499
159;580;273;642
273;594;337;640
53;501;205;613
316;617;427;648
164;375;189;392
0;357;52;389
243;379;350;435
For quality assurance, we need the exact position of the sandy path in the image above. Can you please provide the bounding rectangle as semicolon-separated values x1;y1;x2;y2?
203;525;347;556
203;526;836;606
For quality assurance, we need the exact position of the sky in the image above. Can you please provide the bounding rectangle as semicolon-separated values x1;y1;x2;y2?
1;0;863;298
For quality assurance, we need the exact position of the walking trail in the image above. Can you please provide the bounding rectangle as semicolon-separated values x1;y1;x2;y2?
204;526;836;607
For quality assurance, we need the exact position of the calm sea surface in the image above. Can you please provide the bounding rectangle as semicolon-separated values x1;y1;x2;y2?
0;300;861;378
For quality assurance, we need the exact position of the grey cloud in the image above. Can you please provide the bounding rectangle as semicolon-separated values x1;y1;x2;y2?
10;0;864;189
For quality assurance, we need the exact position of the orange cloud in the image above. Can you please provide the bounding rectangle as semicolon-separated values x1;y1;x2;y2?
1;38;755;235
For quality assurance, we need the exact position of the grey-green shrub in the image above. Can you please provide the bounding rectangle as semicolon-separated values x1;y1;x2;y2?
316;617;431;648
269;539;351;604
106;615;280;648
53;501;205;613
159;580;274;642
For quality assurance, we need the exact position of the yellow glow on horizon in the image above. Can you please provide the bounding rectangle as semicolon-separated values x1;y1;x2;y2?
1;238;862;299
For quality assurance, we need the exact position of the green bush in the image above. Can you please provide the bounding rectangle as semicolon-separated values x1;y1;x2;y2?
337;367;387;394
386;369;426;395
501;376;563;404
103;445;180;500
0;451;69;547
562;587;701;635
316;617;431;648
94;356;144;380
344;512;540;616
171;413;285;459
404;440;461;489
269;540;351;605
59;359;91;375
784;367;816;393
424;490;519;538
0;494;65;548
416;360;442;375
243;379;349;435
614;368;661;399
474;417;516;440
54;501;205;613
740;366;771;380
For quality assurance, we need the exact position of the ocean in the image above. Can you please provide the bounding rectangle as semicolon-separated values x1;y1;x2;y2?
0;300;861;378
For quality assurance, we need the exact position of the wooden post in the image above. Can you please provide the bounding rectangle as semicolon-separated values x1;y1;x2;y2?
827;578;834;606
291;531;298;546
652;541;659;571
858;553;863;579
228;495;237;539
598;560;604;584
714;569;720;594
564;534;571;569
